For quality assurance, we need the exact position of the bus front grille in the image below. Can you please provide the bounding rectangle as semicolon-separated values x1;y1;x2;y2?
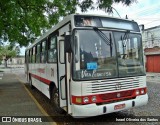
85;76;145;94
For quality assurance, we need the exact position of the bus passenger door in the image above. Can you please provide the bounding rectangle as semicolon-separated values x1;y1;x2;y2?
58;36;72;114
57;37;67;110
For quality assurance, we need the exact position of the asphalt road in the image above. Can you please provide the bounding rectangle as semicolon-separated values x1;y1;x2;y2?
0;70;160;125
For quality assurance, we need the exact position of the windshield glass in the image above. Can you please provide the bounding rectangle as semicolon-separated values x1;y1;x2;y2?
114;32;145;77
73;29;118;80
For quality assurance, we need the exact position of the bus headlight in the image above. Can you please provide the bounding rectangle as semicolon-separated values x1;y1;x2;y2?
141;89;145;94
83;97;89;103
92;96;97;102
136;90;140;95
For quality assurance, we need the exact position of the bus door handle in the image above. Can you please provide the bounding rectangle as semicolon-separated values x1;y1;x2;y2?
60;75;65;81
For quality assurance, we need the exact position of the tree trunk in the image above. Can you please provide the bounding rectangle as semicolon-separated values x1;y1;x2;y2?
4;59;7;68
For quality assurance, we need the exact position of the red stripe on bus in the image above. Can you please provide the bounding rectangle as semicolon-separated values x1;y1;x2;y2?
30;73;51;85
72;87;147;105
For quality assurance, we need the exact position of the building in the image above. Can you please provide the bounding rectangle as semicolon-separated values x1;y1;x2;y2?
142;25;160;72
1;56;25;66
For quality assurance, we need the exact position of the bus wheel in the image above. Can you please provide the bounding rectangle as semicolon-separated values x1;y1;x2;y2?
29;76;34;89
51;87;64;114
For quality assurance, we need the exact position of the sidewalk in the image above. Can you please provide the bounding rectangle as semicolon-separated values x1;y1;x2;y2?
0;66;24;73
0;73;54;125
146;72;160;83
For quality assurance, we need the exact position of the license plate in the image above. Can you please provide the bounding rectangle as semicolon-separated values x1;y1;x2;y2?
114;103;125;110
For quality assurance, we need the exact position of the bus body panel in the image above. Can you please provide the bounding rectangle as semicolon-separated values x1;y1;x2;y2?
28;63;58;99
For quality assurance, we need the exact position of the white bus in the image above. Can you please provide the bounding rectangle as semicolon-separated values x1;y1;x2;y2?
25;14;148;117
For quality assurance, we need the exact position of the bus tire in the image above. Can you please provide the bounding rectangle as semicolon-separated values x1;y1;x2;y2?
51;87;64;114
29;75;34;89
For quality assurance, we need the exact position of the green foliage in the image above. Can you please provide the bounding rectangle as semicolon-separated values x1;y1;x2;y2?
0;0;136;46
79;0;137;12
0;45;17;61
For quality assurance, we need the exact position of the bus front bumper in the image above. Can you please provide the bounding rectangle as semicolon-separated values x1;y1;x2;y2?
71;94;148;118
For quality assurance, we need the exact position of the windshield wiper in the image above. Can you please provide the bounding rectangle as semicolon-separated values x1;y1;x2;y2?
121;30;130;47
81;26;111;46
93;27;112;46
120;30;130;59
92;27;113;56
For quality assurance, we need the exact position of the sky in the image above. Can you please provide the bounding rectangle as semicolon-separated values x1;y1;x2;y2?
79;0;160;29
112;0;160;29
20;0;160;55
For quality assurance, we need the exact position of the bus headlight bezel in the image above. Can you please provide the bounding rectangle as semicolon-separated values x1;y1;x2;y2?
92;96;97;102
83;97;89;103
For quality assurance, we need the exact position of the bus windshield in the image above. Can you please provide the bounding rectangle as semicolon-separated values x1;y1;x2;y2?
73;29;118;80
72;29;145;80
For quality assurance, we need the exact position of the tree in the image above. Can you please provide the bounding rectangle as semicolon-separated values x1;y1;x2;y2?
0;45;17;68
0;0;136;46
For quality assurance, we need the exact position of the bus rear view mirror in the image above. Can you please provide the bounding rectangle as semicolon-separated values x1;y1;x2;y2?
65;35;72;53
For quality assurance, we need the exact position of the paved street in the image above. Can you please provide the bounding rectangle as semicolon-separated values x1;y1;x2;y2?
0;68;160;125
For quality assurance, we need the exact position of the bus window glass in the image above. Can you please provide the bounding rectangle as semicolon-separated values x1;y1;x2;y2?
75;16;102;27
73;30;118;80
42;41;46;52
36;44;40;63
48;37;57;63
32;47;36;63
114;32;145;77
59;40;64;63
37;44;41;53
101;18;133;30
30;49;32;63
28;50;31;63
41;41;46;63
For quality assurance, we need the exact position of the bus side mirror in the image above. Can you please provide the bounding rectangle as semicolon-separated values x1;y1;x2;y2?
65;35;72;53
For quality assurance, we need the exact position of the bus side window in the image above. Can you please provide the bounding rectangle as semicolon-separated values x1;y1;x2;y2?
41;41;47;63
36;44;41;63
28;50;30;63
29;49;32;63
48;36;57;63
35;45;37;63
32;47;36;63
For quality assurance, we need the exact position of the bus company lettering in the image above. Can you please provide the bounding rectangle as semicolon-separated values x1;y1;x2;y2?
37;68;45;73
81;70;111;78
